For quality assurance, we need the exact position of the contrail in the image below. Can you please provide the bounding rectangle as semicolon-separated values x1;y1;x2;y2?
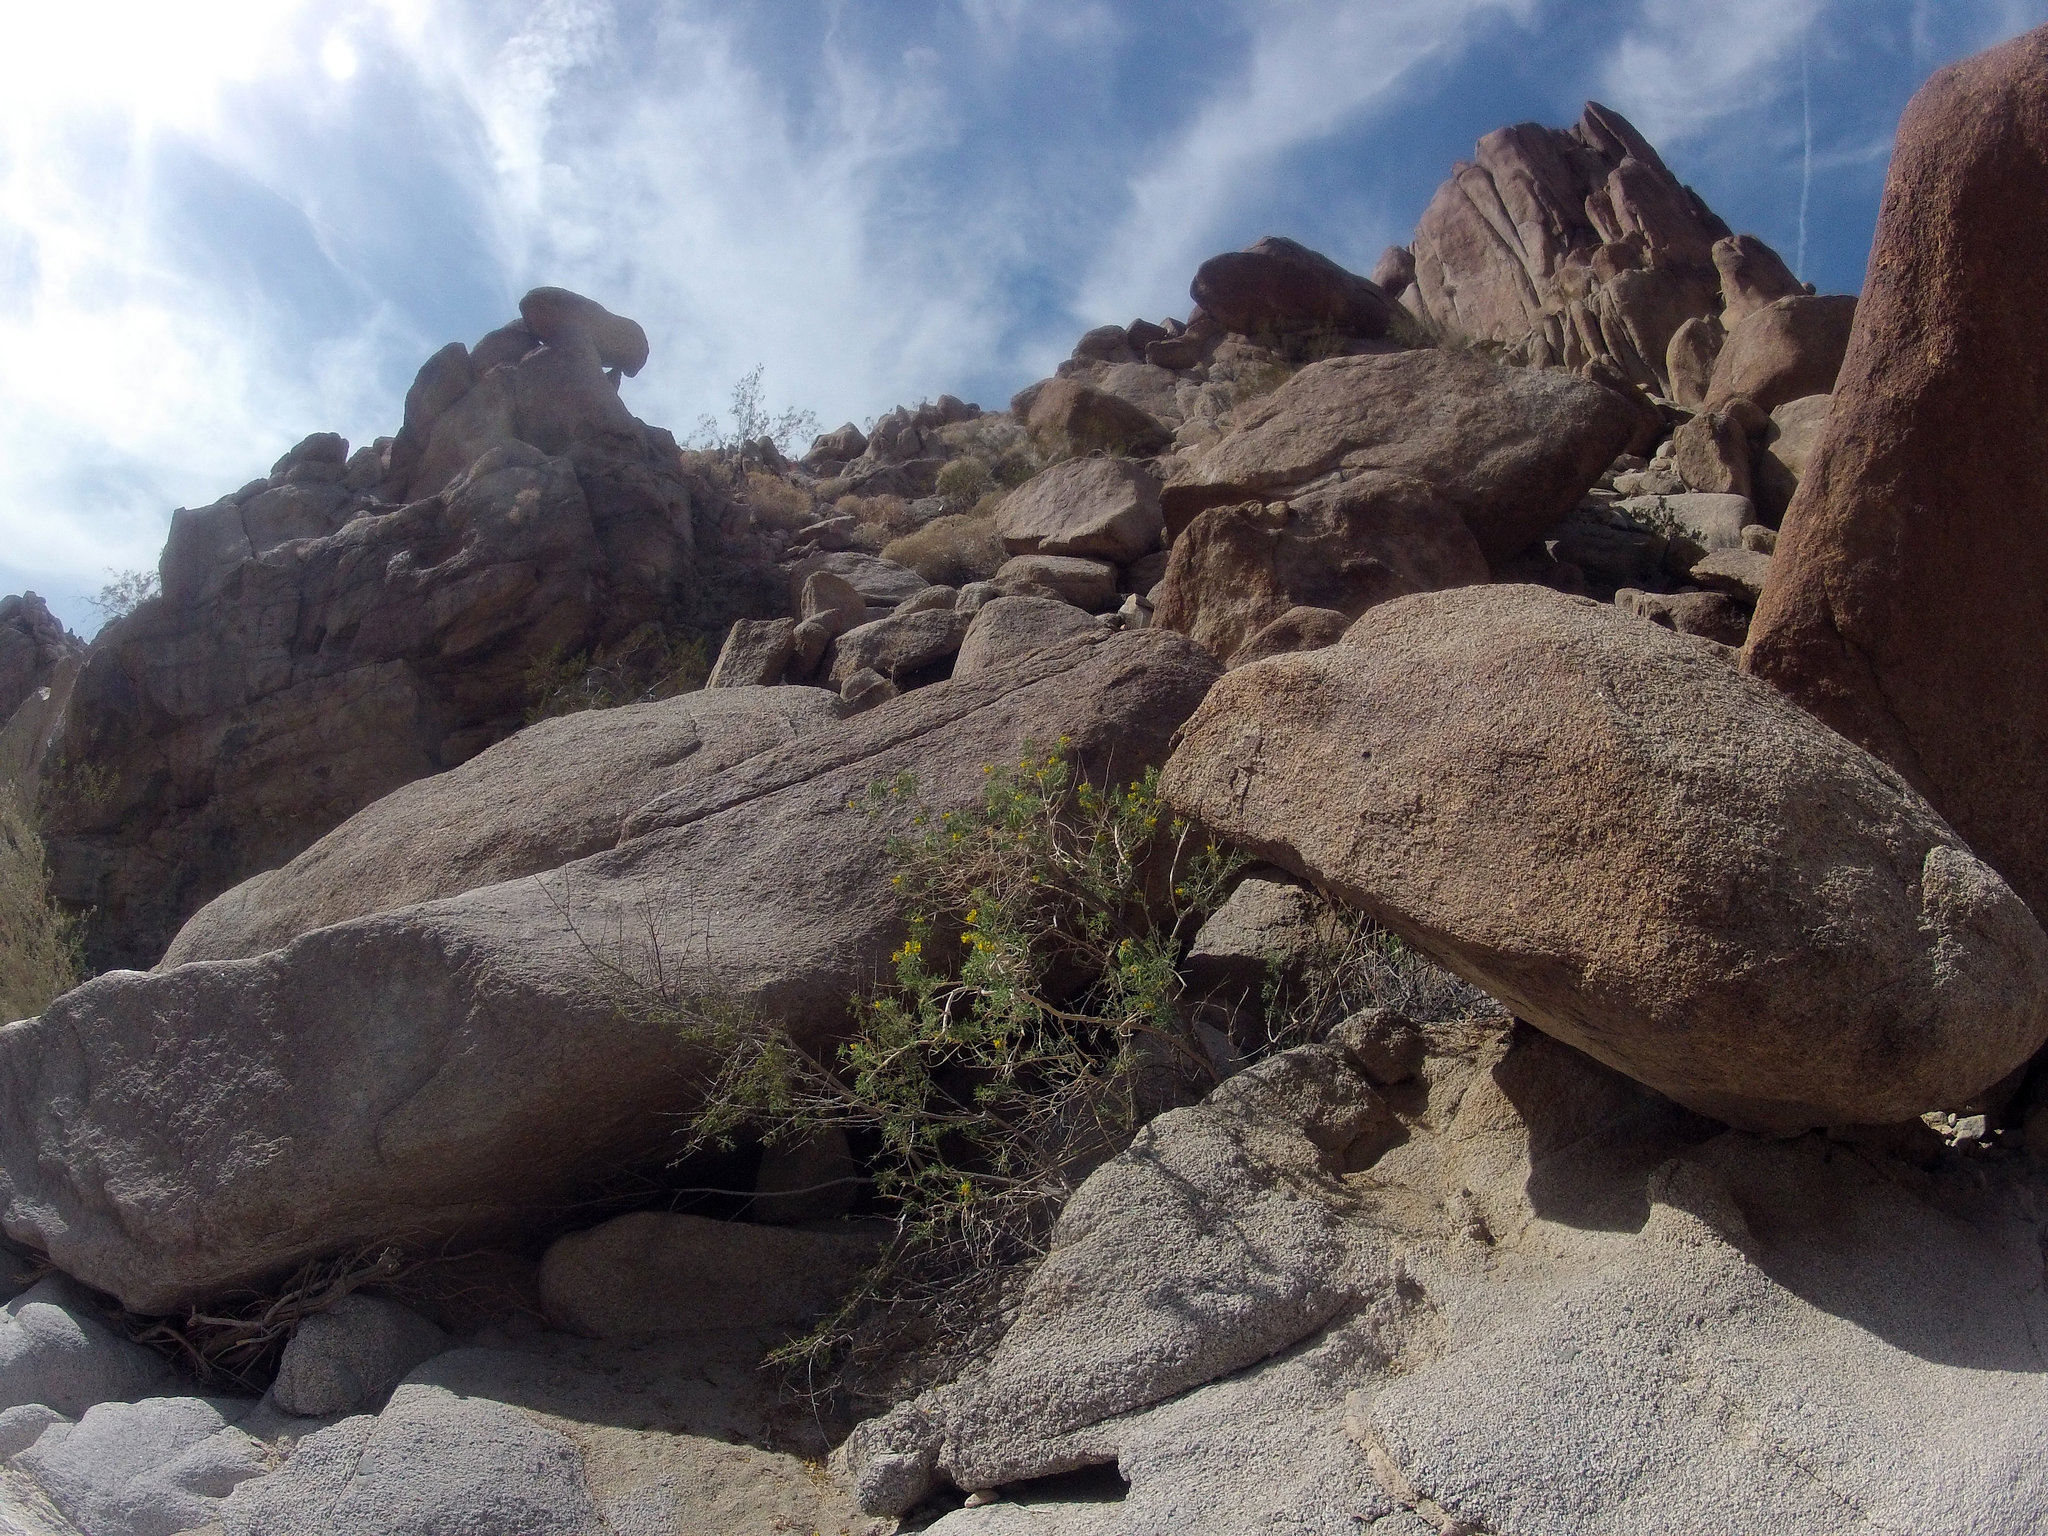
1797;32;1814;279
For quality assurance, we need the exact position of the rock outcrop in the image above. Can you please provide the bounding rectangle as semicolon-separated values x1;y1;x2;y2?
1161;584;2048;1131
38;292;772;970
1746;24;2048;923
0;627;1218;1311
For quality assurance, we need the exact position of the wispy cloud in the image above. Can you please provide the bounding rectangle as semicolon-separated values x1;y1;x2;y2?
1075;0;1536;327
1597;0;1828;149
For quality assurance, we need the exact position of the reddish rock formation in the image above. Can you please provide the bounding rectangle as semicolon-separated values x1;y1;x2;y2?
1746;24;2048;921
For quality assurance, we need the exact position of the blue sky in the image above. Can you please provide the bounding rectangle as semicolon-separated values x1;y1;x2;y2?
4;0;2043;632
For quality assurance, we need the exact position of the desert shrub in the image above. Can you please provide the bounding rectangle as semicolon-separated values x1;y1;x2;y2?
87;568;160;627
662;746;1251;1401
742;469;816;532
0;792;79;1021
524;624;709;723
1258;897;1492;1048
837;494;917;542
690;365;820;459
883;513;1007;587
933;455;991;509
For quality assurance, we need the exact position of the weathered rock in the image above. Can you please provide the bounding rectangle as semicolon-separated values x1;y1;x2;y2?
705;617;797;688
1153;479;1490;666
799;570;869;638
1404;103;1739;393
1371;246;1416;298
1669;406;1753;498
1663;315;1723;409
14;1395;269;1536
788;550;930;610
1617;492;1753;554
1754;393;1832;521
996;459;1165;565
843;1045;1396;1513
0;1278;170;1417
1161;584;2048;1131
951;597;1101;680
1616;588;1752;646
539;1212;879;1337
1184;871;1326;1001
0;595;81;728
1022;379;1172;458
217;1342;869;1536
1713;232;1805;323
1688;546;1772;602
838;667;898;712
272;1296;449;1418
1544;504;1668;591
828;607;970;686
1747;29;2048;927
164;687;840;966
893;584;959;617
1704;293;1858;413
1159;350;1640;561
0;629;1219;1310
1229;607;1351;668
46;327;718;970
881;1023;2048;1535
516;286;650;377
995;555;1119;612
1188;237;1395;340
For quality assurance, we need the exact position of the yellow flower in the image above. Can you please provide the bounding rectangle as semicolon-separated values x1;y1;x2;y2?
965;908;978;924
957;1179;974;1200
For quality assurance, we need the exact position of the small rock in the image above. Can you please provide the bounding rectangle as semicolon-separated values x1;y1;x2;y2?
538;1211;881;1338
0;1401;68;1459
1690;547;1774;602
1328;1008;1428;1085
840;668;899;713
995;555;1120;612
0;1278;169;1418
1742;524;1778;555
272;1294;449;1417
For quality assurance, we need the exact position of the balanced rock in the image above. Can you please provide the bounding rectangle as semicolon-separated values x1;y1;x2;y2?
1747;26;2048;923
996;458;1165;565
517;286;650;377
1713;233;1806;323
1188;236;1395;340
0;629;1218;1311
1161;584;2048;1131
1159;349;1641;561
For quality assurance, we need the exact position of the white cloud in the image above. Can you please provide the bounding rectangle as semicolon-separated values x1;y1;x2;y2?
1072;0;1537;330
1598;0;1829;148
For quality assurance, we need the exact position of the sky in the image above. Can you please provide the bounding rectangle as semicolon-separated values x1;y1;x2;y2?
3;0;2043;633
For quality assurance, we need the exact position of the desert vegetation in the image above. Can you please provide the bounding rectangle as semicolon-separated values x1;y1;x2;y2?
0;792;77;1022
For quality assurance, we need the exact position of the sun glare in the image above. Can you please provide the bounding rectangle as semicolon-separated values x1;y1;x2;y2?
0;0;354;131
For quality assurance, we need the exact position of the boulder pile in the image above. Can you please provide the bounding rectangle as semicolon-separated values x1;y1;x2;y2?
0;27;2046;1535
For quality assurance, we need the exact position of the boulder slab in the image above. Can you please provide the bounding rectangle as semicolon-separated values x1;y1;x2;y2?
1160;584;2048;1131
0;630;1219;1311
996;459;1165;565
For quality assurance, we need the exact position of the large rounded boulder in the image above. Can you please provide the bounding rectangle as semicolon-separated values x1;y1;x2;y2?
1161;584;2048;1131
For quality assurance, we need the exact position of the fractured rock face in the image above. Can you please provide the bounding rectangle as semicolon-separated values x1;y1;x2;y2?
0;629;1219;1312
1401;102;1735;393
1745;26;2048;923
1161;584;2048;1132
1159;349;1641;562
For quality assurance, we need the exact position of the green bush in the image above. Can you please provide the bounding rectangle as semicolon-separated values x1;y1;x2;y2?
0;792;79;1022
669;745;1249;1399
